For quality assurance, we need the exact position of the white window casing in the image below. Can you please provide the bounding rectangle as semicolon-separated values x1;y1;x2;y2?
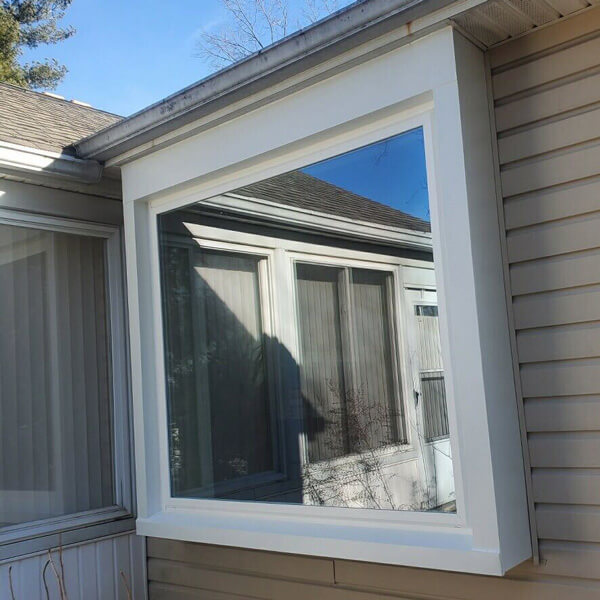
120;26;531;575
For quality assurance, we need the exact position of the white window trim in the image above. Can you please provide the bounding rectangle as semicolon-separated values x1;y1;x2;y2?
122;27;530;576
0;209;135;559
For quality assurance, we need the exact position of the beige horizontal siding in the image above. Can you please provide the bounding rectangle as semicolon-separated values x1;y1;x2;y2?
512;285;600;329
524;396;600;430
504;178;600;230
498;106;600;164
507;212;600;263
536;505;600;542
491;5;600;595
147;8;600;600
147;538;600;600
333;557;600;600
494;70;600;132
147;538;333;584
516;323;600;362
531;469;600;503
492;34;600;98
528;432;600;466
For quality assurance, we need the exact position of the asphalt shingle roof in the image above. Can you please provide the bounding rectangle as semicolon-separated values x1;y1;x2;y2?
235;170;431;233
0;83;122;155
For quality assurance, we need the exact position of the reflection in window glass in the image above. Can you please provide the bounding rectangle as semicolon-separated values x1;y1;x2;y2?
296;264;403;463
159;127;455;512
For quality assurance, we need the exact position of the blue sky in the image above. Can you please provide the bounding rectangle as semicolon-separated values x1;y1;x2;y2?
19;0;351;117
303;128;431;222
18;0;428;218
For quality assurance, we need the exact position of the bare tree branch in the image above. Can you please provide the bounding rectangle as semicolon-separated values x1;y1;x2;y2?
303;0;340;24
196;0;341;70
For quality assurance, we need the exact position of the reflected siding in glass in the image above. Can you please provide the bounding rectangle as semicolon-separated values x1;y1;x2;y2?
158;127;455;512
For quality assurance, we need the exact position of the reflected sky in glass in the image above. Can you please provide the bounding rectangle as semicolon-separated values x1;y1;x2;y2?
302;127;430;222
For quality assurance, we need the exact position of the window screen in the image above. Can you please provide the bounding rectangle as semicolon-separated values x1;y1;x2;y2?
0;224;113;527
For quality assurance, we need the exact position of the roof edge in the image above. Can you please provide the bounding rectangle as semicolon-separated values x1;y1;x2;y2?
76;0;477;162
0;140;103;183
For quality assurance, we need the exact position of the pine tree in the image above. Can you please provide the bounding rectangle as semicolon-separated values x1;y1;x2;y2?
0;0;75;90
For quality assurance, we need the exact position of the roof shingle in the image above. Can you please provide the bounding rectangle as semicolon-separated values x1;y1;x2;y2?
0;83;122;155
235;171;431;233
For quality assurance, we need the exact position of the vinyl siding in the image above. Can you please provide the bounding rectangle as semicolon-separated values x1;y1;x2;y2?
491;3;600;576
147;9;600;599
0;532;146;600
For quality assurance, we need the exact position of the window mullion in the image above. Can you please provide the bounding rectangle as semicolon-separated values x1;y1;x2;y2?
257;253;282;476
338;267;356;455
272;249;305;471
386;272;405;443
189;247;215;490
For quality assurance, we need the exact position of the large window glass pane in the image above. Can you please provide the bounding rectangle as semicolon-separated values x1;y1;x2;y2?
158;127;455;512
163;246;274;497
0;224;114;527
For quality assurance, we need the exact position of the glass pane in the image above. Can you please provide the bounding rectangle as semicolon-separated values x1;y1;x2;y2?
415;303;449;442
158;127;455;512
295;263;347;462
349;268;403;451
163;247;274;497
0;224;113;527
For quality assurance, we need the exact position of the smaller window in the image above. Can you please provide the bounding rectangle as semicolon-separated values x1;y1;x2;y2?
163;245;276;498
0;215;132;555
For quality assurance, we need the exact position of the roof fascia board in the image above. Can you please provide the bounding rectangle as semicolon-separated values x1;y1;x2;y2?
0;141;122;199
77;0;487;163
103;27;441;168
0;141;103;182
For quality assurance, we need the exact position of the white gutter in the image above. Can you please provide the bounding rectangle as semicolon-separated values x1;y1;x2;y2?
0;140;103;182
76;0;487;162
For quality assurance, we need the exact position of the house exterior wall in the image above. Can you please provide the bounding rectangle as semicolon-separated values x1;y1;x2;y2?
1;532;145;600
489;2;600;580
0;177;147;599
145;9;600;600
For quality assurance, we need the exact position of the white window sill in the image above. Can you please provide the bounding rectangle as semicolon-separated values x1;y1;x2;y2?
136;509;505;574
0;508;135;561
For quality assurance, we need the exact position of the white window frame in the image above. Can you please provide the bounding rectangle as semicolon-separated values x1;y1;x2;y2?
0;209;134;560
122;27;530;575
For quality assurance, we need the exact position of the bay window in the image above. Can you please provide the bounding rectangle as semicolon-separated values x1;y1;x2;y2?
157;128;455;513
124;27;531;576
